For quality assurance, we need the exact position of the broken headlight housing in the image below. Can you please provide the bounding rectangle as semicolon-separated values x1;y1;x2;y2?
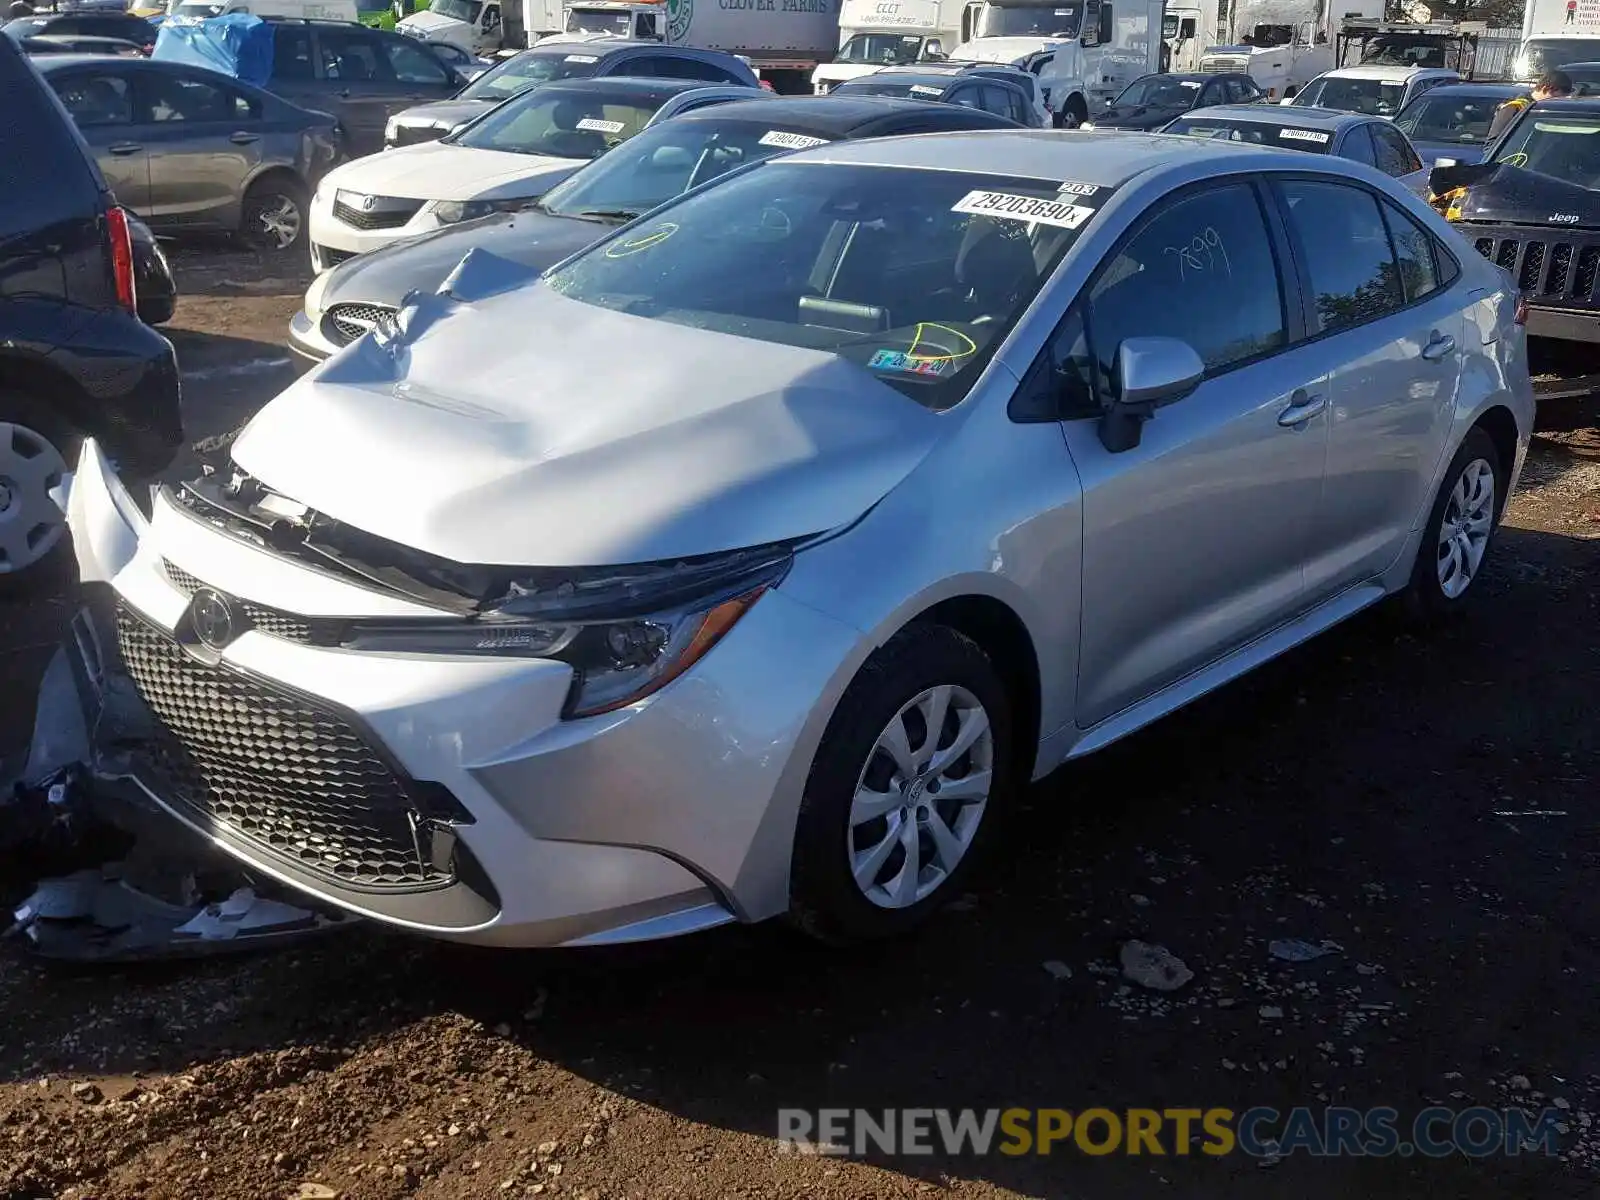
341;543;794;718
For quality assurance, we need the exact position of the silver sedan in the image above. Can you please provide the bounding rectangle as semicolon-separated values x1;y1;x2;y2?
68;130;1532;947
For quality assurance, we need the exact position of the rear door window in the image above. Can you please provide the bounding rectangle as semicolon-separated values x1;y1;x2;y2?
1340;122;1377;166
1279;179;1405;333
1372;123;1422;175
272;27;316;80
50;69;134;127
319;28;394;82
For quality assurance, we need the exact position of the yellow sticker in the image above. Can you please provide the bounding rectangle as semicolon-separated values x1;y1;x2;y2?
604;222;679;258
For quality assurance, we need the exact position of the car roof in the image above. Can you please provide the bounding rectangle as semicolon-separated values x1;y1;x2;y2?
847;69;963;88
1179;102;1366;127
1522;97;1600;113
1412;81;1524;96
533;74;740;101
1127;71;1223;83
1319;63;1456;80
785;127;1298;186
672;93;1013;134
523;38;724;59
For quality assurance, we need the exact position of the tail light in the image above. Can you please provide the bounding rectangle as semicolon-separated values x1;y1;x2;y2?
105;205;137;314
1514;293;1528;325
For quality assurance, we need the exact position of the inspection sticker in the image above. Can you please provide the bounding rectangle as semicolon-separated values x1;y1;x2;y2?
576;117;625;133
1055;180;1100;196
951;190;1095;229
759;130;830;149
1278;127;1331;144
869;349;950;376
910;84;944;96
564;53;599;62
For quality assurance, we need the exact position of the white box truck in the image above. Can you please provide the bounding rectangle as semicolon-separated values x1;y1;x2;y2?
1163;1;1216;72
1512;0;1600;80
542;0;841;90
396;0;560;54
812;0;963;93
947;0;1165;127
1197;0;1382;100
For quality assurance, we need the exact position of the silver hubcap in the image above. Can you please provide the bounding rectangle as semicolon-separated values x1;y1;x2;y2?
257;195;303;250
848;684;994;910
0;422;67;574
1437;457;1495;599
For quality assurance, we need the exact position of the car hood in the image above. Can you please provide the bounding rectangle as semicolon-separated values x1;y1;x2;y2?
236;281;944;566
319;208;602;309
397;9;465;34
1431;160;1600;229
1093;103;1184;129
1409;138;1486;167
394;98;498;129
951;36;1062;64
322;140;585;202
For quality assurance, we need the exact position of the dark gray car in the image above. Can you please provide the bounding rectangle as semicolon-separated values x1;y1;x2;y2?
290;94;1018;364
38;55;342;255
383;39;760;148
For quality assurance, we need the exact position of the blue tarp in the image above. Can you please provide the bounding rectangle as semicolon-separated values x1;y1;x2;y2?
151;14;273;88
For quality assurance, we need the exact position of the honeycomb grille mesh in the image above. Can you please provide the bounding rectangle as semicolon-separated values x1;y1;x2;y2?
116;604;451;890
326;302;396;347
162;560;318;643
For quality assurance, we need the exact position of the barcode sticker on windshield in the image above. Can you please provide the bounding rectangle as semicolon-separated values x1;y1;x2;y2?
1278;128;1331;143
564;53;599;62
951;190;1095;229
910;84;944;96
759;130;830;149
577;117;625;133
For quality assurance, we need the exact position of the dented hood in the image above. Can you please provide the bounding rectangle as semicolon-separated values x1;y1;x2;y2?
232;283;945;567
1431;160;1600;228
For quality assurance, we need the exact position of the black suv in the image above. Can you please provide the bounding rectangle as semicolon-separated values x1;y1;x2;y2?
0;36;182;589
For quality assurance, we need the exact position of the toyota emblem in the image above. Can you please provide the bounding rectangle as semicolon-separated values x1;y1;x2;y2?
190;588;237;651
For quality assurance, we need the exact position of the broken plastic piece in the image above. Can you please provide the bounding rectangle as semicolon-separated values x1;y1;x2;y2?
174;888;317;941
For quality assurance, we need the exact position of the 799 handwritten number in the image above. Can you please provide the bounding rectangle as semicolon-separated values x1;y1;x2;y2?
1164;227;1231;280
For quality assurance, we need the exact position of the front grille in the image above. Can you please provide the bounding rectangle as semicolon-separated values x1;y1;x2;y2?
325;302;396;347
116;604;461;890
331;192;425;232
163;559;325;644
1467;227;1600;306
1201;54;1249;73
314;242;356;269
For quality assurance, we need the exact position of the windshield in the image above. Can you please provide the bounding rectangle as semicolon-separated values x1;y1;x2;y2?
545;162;1107;409
835;32;925;63
566;7;630;34
429;0;482;19
454;87;657;157
1114;75;1204;107
974;2;1080;39
1492;114;1600;187
1393;91;1511;145
1165;115;1335;152
540;119;834;221
1514;38;1600;80
462;49;598;100
3;16;51;35
1360;36;1446;67
1293;74;1405;116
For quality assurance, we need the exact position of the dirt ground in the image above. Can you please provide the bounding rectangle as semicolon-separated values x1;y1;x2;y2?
1;248;1598;1200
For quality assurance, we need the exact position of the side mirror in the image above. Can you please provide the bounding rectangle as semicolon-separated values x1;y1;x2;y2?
1098;337;1204;452
924;37;942;57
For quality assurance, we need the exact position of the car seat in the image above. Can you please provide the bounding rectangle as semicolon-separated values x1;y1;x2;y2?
543;99;609;158
953;217;1038;323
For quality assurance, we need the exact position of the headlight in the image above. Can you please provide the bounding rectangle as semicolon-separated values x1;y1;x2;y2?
431;197;525;225
340;544;794;717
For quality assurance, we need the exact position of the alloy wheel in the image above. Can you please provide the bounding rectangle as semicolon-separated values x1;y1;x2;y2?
0;421;67;575
848;684;995;910
256;194;303;251
1437;457;1495;599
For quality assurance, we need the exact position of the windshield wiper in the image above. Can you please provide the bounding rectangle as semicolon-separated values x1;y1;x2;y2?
573;208;641;222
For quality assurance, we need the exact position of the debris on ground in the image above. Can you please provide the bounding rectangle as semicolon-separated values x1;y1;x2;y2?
1119;940;1193;992
1268;938;1339;962
1042;960;1073;980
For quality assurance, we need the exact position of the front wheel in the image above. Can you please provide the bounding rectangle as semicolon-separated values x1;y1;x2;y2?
788;624;1015;944
1399;426;1505;622
1056;96;1088;129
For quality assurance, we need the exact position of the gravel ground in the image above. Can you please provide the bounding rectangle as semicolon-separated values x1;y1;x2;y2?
0;249;1597;1200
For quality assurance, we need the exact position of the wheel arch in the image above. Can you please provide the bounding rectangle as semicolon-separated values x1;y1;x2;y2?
1470;403;1519;518
0;351;93;442
242;164;310;201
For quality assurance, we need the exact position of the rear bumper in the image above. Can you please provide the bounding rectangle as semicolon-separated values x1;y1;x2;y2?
53;309;183;476
1525;304;1600;345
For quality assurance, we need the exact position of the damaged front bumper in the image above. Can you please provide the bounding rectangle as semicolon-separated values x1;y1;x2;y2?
56;441;855;948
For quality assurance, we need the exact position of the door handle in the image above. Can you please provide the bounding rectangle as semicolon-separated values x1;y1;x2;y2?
1420;332;1457;361
1277;389;1326;427
229;131;260;144
107;142;142;155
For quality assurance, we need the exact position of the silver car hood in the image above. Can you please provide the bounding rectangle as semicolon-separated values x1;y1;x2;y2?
233;283;945;567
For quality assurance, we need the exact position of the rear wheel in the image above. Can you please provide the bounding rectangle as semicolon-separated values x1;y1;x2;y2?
1399;426;1504;622
1057;95;1088;129
239;176;308;257
0;391;76;595
789;624;1015;944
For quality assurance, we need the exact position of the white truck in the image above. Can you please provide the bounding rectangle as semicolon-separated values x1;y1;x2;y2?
539;0;841;90
1196;0;1381;101
1512;0;1600;81
397;0;563;55
1163;1;1215;72
946;0;1164;127
811;0;962;93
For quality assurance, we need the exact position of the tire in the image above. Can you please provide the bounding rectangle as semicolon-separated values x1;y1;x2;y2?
238;176;309;257
0;390;78;597
1057;96;1088;129
1398;426;1505;624
789;623;1015;944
